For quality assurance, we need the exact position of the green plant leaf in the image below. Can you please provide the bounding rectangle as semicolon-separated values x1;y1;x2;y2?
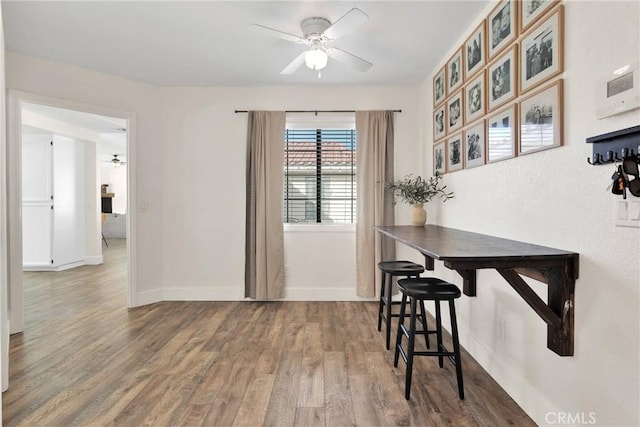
384;173;454;205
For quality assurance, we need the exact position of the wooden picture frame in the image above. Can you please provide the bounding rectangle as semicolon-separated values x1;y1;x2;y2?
434;104;446;141
433;66;447;107
434;141;446;174
520;0;560;32
447;133;464;172
488;46;518;111
447;47;464;94
447;90;464;133
465;70;486;124
464;21;486;79
487;104;517;163
464;120;486;168
520;6;564;94
518;79;563;155
488;0;517;59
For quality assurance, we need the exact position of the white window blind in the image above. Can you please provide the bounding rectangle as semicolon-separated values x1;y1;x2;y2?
284;127;356;224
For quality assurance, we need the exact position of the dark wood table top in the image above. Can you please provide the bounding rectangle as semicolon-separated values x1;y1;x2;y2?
374;225;578;262
375;224;580;356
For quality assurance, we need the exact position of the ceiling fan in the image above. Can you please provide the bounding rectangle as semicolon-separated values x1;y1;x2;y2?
251;8;373;77
102;154;126;167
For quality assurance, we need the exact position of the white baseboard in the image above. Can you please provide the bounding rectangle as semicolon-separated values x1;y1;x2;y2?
132;288;163;307
163;287;245;301
84;256;103;265
159;286;376;302
23;260;85;272
285;287;376;301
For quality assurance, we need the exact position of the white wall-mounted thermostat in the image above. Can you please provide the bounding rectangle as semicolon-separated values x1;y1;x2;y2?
595;62;640;119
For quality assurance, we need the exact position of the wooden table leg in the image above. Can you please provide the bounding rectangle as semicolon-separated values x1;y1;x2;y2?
546;261;576;356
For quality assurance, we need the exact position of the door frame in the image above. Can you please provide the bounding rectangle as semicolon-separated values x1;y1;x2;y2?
7;90;138;334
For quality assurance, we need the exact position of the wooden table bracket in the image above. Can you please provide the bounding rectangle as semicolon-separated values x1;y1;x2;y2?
375;225;579;356
451;267;477;296
424;255;435;271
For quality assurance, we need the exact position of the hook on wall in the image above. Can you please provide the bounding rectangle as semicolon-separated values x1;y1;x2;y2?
587;153;602;165
587;148;639;165
586;125;640;166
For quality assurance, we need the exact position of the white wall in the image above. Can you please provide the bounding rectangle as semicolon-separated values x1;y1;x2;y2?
6;52;422;304
158;86;420;300
418;2;640;426
7;52;161;305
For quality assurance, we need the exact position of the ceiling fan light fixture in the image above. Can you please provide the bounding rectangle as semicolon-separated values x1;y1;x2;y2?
305;49;328;71
111;154;123;167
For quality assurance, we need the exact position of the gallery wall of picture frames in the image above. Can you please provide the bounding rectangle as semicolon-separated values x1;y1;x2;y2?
432;0;564;174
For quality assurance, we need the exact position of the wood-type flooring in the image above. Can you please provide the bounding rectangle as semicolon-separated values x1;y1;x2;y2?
4;239;534;426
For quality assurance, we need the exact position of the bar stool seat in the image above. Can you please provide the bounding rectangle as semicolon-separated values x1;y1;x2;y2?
377;261;425;350
394;278;464;400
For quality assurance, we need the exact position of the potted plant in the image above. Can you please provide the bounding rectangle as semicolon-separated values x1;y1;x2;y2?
385;172;454;225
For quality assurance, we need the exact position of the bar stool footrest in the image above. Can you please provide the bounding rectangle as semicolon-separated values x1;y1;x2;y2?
397;344;409;365
399;324;438;338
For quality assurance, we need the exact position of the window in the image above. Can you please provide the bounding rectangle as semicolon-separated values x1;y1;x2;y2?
284;128;356;224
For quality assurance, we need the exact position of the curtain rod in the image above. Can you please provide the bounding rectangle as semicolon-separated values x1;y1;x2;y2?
234;109;401;114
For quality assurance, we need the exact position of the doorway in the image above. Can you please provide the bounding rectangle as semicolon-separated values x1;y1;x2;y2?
6;91;137;338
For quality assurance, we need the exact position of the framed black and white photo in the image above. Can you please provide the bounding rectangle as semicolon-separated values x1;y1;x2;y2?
521;0;559;32
519;80;563;155
433;105;446;141
487;104;517;163
464;120;486;168
488;46;517;111
433;66;446;106
488;0;517;59
434;142;446;174
447;47;464;93
447;133;464;172
447;90;464;133
465;70;486;124
520;6;563;93
465;21;486;79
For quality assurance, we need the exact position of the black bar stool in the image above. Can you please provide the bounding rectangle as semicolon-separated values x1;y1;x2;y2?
377;261;425;350
394;277;464;400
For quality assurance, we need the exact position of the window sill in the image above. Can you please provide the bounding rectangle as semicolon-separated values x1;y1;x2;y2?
284;223;356;233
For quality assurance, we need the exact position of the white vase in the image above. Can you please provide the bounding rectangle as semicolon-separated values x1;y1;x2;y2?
410;203;427;226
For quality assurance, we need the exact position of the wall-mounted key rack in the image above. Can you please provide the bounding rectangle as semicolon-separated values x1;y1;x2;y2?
586;125;640;165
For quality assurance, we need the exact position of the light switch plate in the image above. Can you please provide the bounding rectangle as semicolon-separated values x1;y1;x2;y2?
616;199;640;228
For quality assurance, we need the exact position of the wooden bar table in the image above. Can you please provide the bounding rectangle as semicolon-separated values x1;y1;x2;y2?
374;225;579;356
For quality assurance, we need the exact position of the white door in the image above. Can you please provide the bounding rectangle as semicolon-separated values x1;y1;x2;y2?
22;136;53;267
22;135;85;269
51;135;85;267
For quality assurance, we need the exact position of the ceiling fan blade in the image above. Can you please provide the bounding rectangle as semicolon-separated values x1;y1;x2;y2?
250;24;306;44
323;8;368;40
327;47;372;72
280;51;308;75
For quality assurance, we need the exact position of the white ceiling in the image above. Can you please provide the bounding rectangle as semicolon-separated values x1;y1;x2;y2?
21;102;127;162
2;0;489;87
22;102;127;133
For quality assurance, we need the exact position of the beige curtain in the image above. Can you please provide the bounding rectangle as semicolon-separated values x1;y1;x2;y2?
245;111;286;299
355;111;395;298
